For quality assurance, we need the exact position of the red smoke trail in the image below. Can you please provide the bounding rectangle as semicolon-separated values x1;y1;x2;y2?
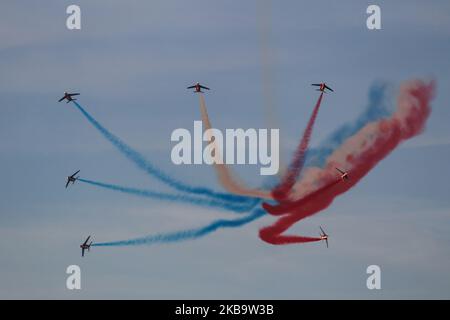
273;92;324;200
260;80;435;245
263;178;341;216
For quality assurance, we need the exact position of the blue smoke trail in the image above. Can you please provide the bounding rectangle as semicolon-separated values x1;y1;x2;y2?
72;101;253;204
78;178;258;213
305;83;391;168
93;208;266;246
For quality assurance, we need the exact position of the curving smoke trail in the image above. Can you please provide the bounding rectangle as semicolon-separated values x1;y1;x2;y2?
199;94;273;199
78;178;257;213
93;208;266;247
88;82;402;247
305;83;391;168
260;80;435;245
72;101;252;205
263;178;341;216
272;92;324;200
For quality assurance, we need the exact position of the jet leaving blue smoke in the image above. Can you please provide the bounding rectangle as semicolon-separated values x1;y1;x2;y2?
72;101;253;204
78;178;258;213
93;208;266;246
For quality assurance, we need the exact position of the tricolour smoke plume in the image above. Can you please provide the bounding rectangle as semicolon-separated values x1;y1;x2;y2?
199;94;273;199
78;81;429;248
305;83;391;168
260;80;435;245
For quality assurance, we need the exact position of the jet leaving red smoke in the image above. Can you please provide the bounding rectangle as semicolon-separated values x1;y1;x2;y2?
273;92;324;200
260;80;435;245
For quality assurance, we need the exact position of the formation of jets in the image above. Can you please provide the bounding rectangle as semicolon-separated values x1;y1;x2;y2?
311;83;333;93
80;236;93;257
62;83;337;254
58;91;80;103
65;170;80;188
187;82;210;93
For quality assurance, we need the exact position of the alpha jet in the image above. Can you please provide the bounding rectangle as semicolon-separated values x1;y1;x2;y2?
66;170;80;188
335;167;349;181
58;92;80;103
311;83;333;93
319;226;329;248
187;82;210;93
80;236;93;257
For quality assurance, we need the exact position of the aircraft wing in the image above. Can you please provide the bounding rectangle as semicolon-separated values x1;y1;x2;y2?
311;84;321;86
71;170;80;178
319;226;325;234
187;85;195;89
69;93;80;96
325;85;334;92
325;238;329;248
200;85;210;90
83;236;91;246
58;96;66;102
65;180;70;188
82;248;85;257
335;167;344;174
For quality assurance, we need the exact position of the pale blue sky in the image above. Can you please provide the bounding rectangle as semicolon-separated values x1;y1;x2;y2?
1;0;450;299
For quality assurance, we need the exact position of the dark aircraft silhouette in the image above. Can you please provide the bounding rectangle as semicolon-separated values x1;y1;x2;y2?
80;236;93;257
58;92;80;103
311;83;333;93
66;170;80;188
335;167;349;181
187;82;210;93
319;226;329;248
